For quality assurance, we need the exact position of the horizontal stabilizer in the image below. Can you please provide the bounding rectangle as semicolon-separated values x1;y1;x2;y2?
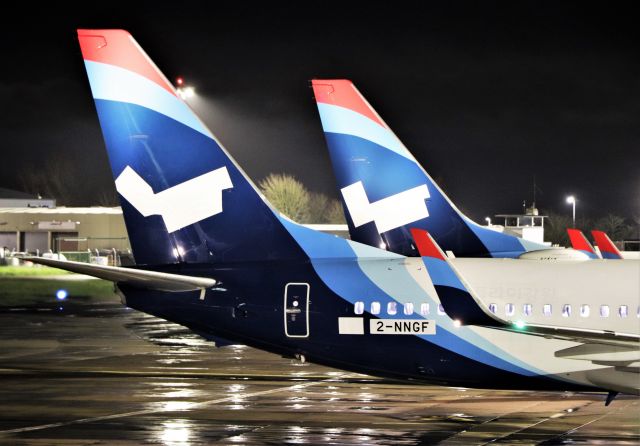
22;257;216;292
555;343;640;363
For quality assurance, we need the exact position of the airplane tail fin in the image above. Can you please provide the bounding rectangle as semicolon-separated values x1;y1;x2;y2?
312;79;545;258
591;230;623;259
78;30;304;265
566;228;599;259
410;228;499;326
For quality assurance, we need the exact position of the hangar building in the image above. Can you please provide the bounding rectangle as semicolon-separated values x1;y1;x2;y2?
0;206;128;259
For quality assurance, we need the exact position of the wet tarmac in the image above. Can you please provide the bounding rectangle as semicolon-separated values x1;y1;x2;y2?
0;288;638;445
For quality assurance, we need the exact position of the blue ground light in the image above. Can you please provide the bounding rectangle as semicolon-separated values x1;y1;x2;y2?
56;289;68;301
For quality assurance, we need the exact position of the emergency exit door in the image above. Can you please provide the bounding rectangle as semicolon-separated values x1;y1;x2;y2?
284;283;310;338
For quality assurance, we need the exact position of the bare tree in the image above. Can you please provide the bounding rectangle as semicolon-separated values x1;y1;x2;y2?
308;192;347;224
594;214;634;241
19;159;78;205
96;186;119;207
308;192;329;223
325;199;346;224
259;173;311;223
542;210;572;246
259;174;346;224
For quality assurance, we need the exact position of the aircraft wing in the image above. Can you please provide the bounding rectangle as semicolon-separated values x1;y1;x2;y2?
21;257;216;293
411;228;640;354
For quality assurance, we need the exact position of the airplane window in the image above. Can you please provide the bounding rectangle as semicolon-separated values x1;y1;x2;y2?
489;303;498;314
580;304;590;317
420;303;430;316
403;302;414;315
562;304;571;317
437;304;446;315
523;304;532;316
543;304;552;316
619;305;628;318
600;305;610;317
638;306;640;318
354;301;364;315
505;303;515;316
387;302;397;315
371;302;381;315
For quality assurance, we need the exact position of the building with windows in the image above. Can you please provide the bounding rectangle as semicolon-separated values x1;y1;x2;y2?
0;188;55;208
0;207;128;256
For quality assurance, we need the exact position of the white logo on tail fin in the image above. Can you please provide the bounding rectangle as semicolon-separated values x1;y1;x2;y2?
115;166;233;233
341;181;429;233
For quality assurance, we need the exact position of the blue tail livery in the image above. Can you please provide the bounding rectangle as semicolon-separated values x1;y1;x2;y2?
25;30;640;399
79;29;307;265
312;79;548;258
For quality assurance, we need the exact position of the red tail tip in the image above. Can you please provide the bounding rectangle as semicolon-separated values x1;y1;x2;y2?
410;228;446;260
567;228;595;253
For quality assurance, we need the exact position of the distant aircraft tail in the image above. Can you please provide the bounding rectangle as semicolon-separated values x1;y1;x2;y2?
78;30;306;265
410;228;499;326
566;228;599;259
591;230;623;260
312;79;546;258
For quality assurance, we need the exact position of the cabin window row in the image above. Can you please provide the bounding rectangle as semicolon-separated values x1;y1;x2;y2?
353;301;446;316
488;303;635;318
354;301;637;319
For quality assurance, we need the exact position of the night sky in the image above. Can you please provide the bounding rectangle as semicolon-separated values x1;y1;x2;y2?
1;2;638;222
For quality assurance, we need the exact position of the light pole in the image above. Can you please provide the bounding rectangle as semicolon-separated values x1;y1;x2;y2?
566;195;576;228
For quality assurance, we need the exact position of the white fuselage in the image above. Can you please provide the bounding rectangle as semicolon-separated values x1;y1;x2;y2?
353;255;639;394
451;258;640;335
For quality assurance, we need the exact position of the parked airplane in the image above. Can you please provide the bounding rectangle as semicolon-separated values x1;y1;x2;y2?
591;230;624;260
567;229;625;260
567;228;600;259
27;30;639;399
411;228;639;403
311;79;575;259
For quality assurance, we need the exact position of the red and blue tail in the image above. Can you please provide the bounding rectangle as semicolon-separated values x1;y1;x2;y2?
312;80;547;258
591;230;623;260
410;229;498;326
566;228;599;259
78;30;306;265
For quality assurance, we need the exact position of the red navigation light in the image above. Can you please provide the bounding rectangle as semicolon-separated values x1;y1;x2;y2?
176;77;184;86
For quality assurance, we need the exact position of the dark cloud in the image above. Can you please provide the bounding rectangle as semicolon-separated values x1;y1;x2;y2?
1;1;638;220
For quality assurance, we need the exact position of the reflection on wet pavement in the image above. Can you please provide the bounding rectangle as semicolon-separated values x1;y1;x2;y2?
0;295;638;445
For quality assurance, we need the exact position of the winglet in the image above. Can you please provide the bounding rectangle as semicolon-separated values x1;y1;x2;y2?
410;228;501;326
591;230;623;260
410;227;446;260
567;228;599;259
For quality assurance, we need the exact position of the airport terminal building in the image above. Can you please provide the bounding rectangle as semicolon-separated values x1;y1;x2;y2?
0;204;128;259
0;188;352;263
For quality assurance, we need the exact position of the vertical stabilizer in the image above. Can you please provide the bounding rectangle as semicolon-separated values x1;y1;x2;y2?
78;30;304;265
312;79;547;258
591;230;623;259
567;229;599;259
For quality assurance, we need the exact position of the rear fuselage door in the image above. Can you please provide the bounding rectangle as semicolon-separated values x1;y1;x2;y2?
284;283;310;338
